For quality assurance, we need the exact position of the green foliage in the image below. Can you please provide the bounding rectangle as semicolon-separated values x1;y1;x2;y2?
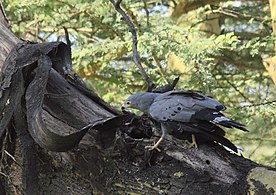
3;0;276;167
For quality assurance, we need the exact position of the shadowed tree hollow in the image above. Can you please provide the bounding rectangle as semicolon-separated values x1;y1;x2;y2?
0;1;276;195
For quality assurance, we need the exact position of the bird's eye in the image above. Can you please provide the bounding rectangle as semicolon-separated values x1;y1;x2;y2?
126;101;130;105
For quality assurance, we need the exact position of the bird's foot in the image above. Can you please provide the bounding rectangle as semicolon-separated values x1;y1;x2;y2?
185;135;198;148
145;144;161;152
145;136;164;152
185;140;197;148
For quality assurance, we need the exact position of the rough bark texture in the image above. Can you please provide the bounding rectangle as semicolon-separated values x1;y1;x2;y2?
0;4;276;195
0;5;19;69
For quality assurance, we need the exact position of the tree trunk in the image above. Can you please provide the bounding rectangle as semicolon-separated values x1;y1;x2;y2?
0;5;276;195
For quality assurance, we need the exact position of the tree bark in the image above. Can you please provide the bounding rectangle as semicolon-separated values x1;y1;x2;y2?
0;4;276;195
0;5;20;69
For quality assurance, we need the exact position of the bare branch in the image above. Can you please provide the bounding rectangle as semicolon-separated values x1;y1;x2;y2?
220;74;252;102
152;52;169;84
110;0;155;91
63;27;72;66
240;99;276;108
142;0;150;26
171;0;269;18
153;77;180;93
210;7;271;29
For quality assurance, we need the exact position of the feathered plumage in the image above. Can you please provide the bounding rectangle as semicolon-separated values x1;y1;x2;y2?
124;90;248;152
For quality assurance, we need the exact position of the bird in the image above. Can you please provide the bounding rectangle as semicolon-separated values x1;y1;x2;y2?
123;90;248;152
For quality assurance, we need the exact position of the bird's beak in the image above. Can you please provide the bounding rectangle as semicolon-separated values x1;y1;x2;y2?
122;102;127;110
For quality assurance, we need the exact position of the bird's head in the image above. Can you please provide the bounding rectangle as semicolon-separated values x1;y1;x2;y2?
122;92;158;113
123;92;145;109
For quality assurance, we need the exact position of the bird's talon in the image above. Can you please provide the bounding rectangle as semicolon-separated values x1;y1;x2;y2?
145;145;161;152
185;134;198;148
185;140;197;148
144;136;164;152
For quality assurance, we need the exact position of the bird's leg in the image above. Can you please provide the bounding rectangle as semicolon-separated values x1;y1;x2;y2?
145;124;167;152
185;134;198;148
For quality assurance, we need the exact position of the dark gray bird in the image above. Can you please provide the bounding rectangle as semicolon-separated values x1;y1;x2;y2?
123;90;248;152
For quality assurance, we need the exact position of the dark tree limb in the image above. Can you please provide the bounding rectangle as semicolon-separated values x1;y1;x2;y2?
0;8;20;68
1;41;117;152
13;101;39;195
153;77;180;93
109;0;180;93
110;0;155;91
25;53;91;151
63;27;72;62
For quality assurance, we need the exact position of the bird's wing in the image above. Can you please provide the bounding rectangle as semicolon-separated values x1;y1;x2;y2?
149;90;225;123
161;90;225;109
149;90;248;131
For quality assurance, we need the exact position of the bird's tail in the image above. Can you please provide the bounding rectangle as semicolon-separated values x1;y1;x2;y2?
167;121;239;153
194;109;248;132
211;114;248;131
195;123;238;152
201;131;238;152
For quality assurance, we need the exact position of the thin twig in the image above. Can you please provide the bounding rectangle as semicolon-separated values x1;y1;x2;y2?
27;32;45;42
4;150;17;164
110;0;155;91
234;137;276;142
84;11;125;41
221;74;252;103
3;150;22;168
211;8;270;24
142;0;149;26
0;171;8;177
248;140;262;158
152;52;169;84
240;100;276;108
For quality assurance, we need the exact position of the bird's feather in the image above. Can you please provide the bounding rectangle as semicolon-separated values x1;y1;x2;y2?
150;90;225;122
124;90;248;152
164;121;237;152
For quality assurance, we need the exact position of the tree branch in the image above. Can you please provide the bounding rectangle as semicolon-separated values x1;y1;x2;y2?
171;0;269;18
0;8;21;68
13;103;40;195
151;52;169;84
142;0;150;26
220;74;252;102
110;0;155;91
209;7;272;30
240;99;276;108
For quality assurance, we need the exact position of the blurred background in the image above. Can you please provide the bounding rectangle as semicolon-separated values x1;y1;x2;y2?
3;0;275;167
